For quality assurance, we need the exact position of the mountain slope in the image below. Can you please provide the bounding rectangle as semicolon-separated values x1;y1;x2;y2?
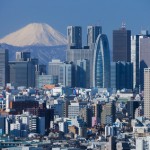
0;23;67;47
0;44;66;65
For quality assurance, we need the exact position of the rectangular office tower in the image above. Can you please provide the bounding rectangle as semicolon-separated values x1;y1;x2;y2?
16;51;31;61
59;62;74;87
131;35;140;90
140;37;150;90
76;59;90;88
113;27;131;62
67;26;82;49
67;48;94;87
111;61;133;90
144;68;150;118
9;61;35;87
48;59;63;76
87;26;102;48
0;48;9;87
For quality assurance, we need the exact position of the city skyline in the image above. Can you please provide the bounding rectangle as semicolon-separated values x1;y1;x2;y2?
0;0;150;47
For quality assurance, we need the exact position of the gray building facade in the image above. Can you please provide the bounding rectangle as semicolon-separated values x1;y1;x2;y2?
59;62;74;87
0;48;9;87
9;61;35;87
140;37;150;90
67;48;94;87
48;59;63;76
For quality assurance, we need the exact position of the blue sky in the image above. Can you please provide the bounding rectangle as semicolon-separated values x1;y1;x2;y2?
0;0;150;46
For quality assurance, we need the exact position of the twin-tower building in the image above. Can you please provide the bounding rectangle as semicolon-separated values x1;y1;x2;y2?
66;26;110;88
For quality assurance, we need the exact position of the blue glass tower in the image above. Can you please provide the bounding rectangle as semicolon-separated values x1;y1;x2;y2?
93;34;110;88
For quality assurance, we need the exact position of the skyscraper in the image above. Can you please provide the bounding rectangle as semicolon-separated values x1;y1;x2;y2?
131;35;140;90
140;37;150;90
117;61;133;90
113;26;131;62
87;26;102;48
93;34;110;88
59;62;74;87
76;59;90;88
111;61;133;90
48;59;63;76
0;48;9;87
16;51;31;61
67;47;94;87
144;68;150;118
67;25;110;88
131;30;150;91
9;61;35;87
67;26;82;49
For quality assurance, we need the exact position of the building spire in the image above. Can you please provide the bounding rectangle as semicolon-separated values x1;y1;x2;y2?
121;22;126;29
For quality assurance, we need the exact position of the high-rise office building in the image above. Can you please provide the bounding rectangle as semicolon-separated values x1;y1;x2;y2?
67;26;110;88
113;26;131;62
0;48;9;87
87;26;102;48
111;61;133;90
131;30;150;91
140;37;150;90
67;26;82;49
76;59;90;88
48;59;63;76
9;61;35;87
116;61;133;90
93;34;110;88
110;62;116;89
59;62;74;87
144;68;150;118
131;35;140;90
67;48;94;87
38;64;46;75
16;51;31;61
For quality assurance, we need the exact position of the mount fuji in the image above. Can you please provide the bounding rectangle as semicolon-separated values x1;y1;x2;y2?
0;23;67;64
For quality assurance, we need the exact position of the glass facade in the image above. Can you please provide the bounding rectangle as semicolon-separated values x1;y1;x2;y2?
93;34;110;88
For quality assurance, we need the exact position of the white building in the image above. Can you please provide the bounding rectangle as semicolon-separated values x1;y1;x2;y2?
136;136;150;150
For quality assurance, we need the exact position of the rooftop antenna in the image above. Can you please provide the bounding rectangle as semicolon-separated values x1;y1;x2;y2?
121;21;126;29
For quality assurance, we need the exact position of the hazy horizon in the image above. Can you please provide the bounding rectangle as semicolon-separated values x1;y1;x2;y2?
0;0;150;47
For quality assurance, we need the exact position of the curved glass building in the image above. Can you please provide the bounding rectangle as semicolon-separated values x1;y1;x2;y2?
93;34;110;88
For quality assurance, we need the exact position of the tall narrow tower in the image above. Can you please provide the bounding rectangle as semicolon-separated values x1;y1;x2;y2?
93;34;110;88
67;26;82;49
113;25;131;62
0;48;9;87
144;68;150;118
87;26;102;48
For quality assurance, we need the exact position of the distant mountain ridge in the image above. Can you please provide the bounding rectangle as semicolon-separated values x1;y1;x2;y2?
0;43;66;65
0;23;67;65
0;23;67;47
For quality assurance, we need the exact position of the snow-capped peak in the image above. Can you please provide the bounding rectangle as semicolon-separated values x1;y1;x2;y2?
0;23;67;47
